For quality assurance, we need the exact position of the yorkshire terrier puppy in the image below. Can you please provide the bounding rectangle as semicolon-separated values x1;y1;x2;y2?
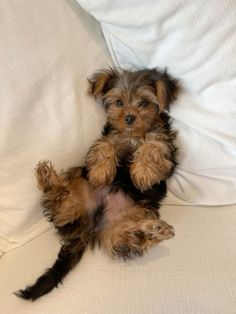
16;67;178;301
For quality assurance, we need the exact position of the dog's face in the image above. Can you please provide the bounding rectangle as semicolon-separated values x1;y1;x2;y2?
88;68;178;137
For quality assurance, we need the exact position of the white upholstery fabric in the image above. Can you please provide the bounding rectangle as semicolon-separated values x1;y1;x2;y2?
77;0;236;206
1;203;236;313
0;0;111;253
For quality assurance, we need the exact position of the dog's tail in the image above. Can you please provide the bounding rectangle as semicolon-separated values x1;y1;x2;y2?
15;241;85;301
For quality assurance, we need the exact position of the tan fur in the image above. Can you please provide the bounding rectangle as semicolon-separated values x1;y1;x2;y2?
87;67;120;98
86;121;176;191
86;137;118;187
130;142;174;191
156;79;169;111
36;162;96;227
100;206;174;258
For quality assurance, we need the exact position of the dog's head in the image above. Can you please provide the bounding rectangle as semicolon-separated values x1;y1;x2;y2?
88;67;178;137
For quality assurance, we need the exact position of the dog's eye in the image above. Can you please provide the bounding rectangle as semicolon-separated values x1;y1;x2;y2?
116;99;123;107
139;99;148;107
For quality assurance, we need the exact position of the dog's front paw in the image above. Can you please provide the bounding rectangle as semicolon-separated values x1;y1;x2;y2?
130;161;159;191
86;138;117;187
130;142;173;191
88;163;116;187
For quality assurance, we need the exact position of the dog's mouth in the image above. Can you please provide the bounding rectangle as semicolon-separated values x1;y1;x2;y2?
125;124;136;132
126;125;134;130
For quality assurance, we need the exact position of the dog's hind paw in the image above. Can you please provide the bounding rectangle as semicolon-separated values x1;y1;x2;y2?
35;161;62;192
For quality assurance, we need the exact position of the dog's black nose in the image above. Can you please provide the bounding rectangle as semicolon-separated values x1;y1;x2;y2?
124;115;136;125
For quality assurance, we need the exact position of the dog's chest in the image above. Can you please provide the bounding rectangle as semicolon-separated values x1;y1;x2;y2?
114;136;143;157
122;140;139;163
130;137;140;149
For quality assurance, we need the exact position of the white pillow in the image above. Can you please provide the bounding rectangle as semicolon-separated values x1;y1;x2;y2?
77;0;236;205
0;0;111;254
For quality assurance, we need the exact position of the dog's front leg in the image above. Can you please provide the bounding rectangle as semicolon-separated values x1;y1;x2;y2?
130;133;175;191
86;136;118;187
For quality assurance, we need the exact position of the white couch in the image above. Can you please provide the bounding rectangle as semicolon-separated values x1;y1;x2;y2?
0;1;236;313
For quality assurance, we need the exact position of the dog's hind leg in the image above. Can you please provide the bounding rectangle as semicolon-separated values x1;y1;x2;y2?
36;161;65;193
35;161;95;227
15;162;93;301
100;205;175;260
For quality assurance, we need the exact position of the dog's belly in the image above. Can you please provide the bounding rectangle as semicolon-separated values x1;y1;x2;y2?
95;188;135;225
104;191;134;222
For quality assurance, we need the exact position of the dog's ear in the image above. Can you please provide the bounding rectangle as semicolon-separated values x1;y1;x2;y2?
152;69;179;112
88;67;119;99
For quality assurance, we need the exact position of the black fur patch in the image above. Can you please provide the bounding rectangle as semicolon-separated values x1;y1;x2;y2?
102;122;113;136
112;244;143;260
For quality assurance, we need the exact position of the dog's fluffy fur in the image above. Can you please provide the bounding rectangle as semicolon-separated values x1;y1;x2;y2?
16;67;179;301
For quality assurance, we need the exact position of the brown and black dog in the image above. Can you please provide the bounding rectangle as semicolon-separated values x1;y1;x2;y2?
16;67;179;301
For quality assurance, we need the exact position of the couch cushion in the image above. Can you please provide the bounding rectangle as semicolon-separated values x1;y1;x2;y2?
0;0;111;254
1;203;235;313
77;0;236;206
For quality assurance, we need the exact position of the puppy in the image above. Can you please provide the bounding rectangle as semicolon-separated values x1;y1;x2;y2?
16;67;178;301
